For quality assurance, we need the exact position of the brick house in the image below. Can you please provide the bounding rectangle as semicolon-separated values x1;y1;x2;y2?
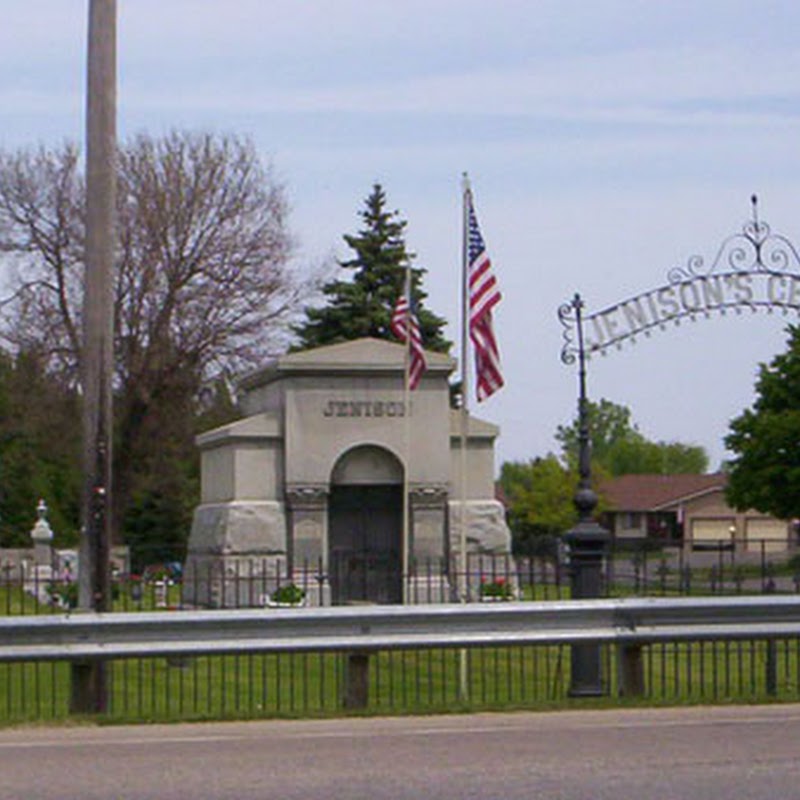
600;473;796;553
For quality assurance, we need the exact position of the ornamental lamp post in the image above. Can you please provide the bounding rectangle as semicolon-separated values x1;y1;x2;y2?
559;293;610;696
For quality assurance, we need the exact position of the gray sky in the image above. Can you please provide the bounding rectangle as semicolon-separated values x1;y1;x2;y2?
2;0;800;471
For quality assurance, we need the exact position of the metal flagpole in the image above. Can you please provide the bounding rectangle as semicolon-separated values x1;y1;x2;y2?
458;173;472;701
459;174;471;597
401;265;412;604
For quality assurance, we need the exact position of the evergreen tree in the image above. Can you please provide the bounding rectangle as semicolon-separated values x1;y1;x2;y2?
293;184;450;352
726;325;800;519
0;349;81;547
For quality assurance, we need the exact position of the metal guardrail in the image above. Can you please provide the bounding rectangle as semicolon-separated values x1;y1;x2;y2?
3;595;800;663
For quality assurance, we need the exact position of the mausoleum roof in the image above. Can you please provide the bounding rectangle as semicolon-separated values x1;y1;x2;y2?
196;412;281;448
240;337;456;390
448;409;499;440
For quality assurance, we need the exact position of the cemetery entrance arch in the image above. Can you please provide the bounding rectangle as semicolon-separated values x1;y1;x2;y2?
558;196;800;556
328;445;403;604
559;197;800;362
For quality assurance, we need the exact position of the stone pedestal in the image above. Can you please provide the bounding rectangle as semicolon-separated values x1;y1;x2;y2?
448;500;515;600
182;501;288;608
448;500;513;555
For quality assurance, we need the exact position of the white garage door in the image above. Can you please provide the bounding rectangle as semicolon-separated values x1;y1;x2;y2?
745;518;788;553
691;519;734;549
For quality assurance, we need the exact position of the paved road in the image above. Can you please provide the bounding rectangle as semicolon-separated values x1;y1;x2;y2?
2;705;800;799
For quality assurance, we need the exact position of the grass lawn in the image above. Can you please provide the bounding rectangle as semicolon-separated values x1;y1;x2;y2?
1;639;799;726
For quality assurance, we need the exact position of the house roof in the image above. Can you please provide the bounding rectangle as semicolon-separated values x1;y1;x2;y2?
600;473;728;512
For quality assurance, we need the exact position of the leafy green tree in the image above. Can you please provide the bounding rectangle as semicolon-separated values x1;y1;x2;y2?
557;398;708;476
603;438;709;476
499;456;576;555
502;400;707;558
293;183;450;352
726;325;800;518
556;399;635;468
499;456;613;555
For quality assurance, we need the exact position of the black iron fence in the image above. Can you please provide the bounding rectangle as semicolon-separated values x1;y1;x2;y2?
1;538;799;617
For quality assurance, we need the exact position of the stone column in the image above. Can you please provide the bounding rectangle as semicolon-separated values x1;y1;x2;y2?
285;484;330;606
408;484;450;603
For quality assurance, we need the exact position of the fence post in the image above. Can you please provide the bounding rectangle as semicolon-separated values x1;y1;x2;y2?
618;643;645;697
343;651;370;709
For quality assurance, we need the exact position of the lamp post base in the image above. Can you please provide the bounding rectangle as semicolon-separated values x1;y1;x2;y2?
564;522;610;697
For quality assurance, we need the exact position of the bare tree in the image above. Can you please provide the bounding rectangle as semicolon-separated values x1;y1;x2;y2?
0;144;85;378
114;132;300;391
0;131;310;538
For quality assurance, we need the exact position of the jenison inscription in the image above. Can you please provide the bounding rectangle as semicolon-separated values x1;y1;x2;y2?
585;271;800;351
322;400;407;418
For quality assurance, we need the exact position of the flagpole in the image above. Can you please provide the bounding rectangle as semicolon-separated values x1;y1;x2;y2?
459;174;471;601
458;173;471;702
402;265;412;604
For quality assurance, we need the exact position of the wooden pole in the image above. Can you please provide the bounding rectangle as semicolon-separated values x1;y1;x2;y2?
72;0;116;715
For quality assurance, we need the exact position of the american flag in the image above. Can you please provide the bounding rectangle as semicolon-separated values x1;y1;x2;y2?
467;194;504;401
391;285;427;390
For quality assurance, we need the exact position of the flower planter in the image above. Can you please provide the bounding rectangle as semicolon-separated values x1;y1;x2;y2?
264;599;306;609
478;578;514;602
265;584;306;608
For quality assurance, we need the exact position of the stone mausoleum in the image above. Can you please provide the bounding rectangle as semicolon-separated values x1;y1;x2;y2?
183;338;511;606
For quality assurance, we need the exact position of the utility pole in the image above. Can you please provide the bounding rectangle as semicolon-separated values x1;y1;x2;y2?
71;0;116;715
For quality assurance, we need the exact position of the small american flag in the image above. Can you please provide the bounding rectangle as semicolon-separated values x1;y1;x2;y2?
467;194;503;401
391;286;427;390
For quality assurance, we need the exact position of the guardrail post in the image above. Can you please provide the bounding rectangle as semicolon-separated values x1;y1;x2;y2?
618;643;644;697
343;651;370;709
70;661;107;715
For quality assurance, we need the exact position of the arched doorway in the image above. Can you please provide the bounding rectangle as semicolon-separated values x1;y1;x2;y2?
328;445;403;604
